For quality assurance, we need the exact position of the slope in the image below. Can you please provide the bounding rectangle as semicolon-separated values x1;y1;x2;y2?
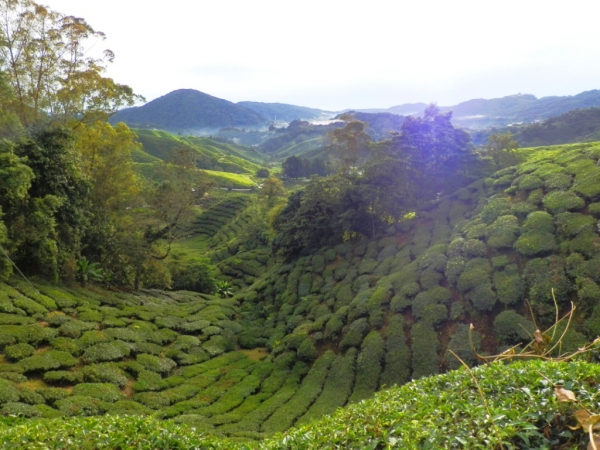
110;89;268;132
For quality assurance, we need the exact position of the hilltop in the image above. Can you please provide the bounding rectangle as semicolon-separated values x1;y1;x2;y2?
109;89;268;132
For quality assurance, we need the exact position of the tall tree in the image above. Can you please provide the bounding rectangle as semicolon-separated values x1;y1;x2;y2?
394;104;474;203
326;119;371;174
482;132;520;169
0;0;141;126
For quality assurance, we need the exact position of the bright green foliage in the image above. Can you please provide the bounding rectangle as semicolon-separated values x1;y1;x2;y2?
525;257;571;314
514;231;557;256
542;190;585;213
555;212;596;237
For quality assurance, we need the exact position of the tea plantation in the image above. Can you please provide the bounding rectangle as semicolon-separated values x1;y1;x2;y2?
1;141;600;447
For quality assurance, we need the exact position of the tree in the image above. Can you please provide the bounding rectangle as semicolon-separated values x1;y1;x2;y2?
326;119;371;174
282;155;304;178
0;0;141;126
8;127;91;279
259;176;286;203
393;104;474;203
482;132;520;169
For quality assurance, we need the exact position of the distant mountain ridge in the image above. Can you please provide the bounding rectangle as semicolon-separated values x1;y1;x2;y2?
109;89;268;132
368;90;600;129
237;101;329;122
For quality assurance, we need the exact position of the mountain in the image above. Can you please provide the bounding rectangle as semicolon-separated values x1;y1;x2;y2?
469;107;600;147
109;89;268;132
237;101;329;122
372;90;600;129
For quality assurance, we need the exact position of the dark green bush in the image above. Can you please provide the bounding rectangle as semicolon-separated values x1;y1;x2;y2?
19;350;78;372
485;215;520;249
493;265;524;305
55;395;109;416
339;318;369;351
79;330;111;348
82;363;128;387
457;258;492;293
50;337;83;356
380;315;410;387
4;343;35;361
569;232;600;258
494;310;535;346
43;370;83;385
556;212;596;237
72;383;125;402
82;341;130;363
0;401;41;417
446;324;481;370
297;338;317;362
514;232;557;256
465;282;497;312
411;321;439;379
517;174;544;191
58;320;97;338
0;379;20;404
589;202;600;218
133;370;166;392
412;287;451;320
349;331;384;403
481;197;514;223
297;348;356;426
36;387;68;404
525;257;572;313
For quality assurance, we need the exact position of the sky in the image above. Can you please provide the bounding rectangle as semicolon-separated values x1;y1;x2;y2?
40;0;600;111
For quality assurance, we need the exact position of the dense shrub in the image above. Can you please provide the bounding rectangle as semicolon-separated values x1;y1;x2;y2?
412;287;452;321
525;257;572;313
457;258;492;293
55;395;109;416
542;190;585;214
43;370;83;385
555;212;596;237
523;211;554;234
485;215;519;249
82;341;130;363
514;231;557;256
261;351;334;434
339;318;369;351
4;343;35;360
446;324;481;370
82;364;128;387
411;321;439;379
493;265;524;305
480;197;513;223
465;282;497;311
349;331;384;403
380;315;410;387
72;383;125;402
297;348;356;426
19;350;78;372
494;310;535;346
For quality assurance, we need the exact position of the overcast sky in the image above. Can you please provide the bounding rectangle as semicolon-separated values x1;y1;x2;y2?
41;0;600;111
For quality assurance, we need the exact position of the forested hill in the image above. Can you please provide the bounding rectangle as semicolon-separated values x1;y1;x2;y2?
109;89;268;132
364;90;600;129
237;101;328;122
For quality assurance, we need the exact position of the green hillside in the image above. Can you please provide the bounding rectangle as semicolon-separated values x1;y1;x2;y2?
132;129;264;174
1;139;600;447
109;89;268;131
